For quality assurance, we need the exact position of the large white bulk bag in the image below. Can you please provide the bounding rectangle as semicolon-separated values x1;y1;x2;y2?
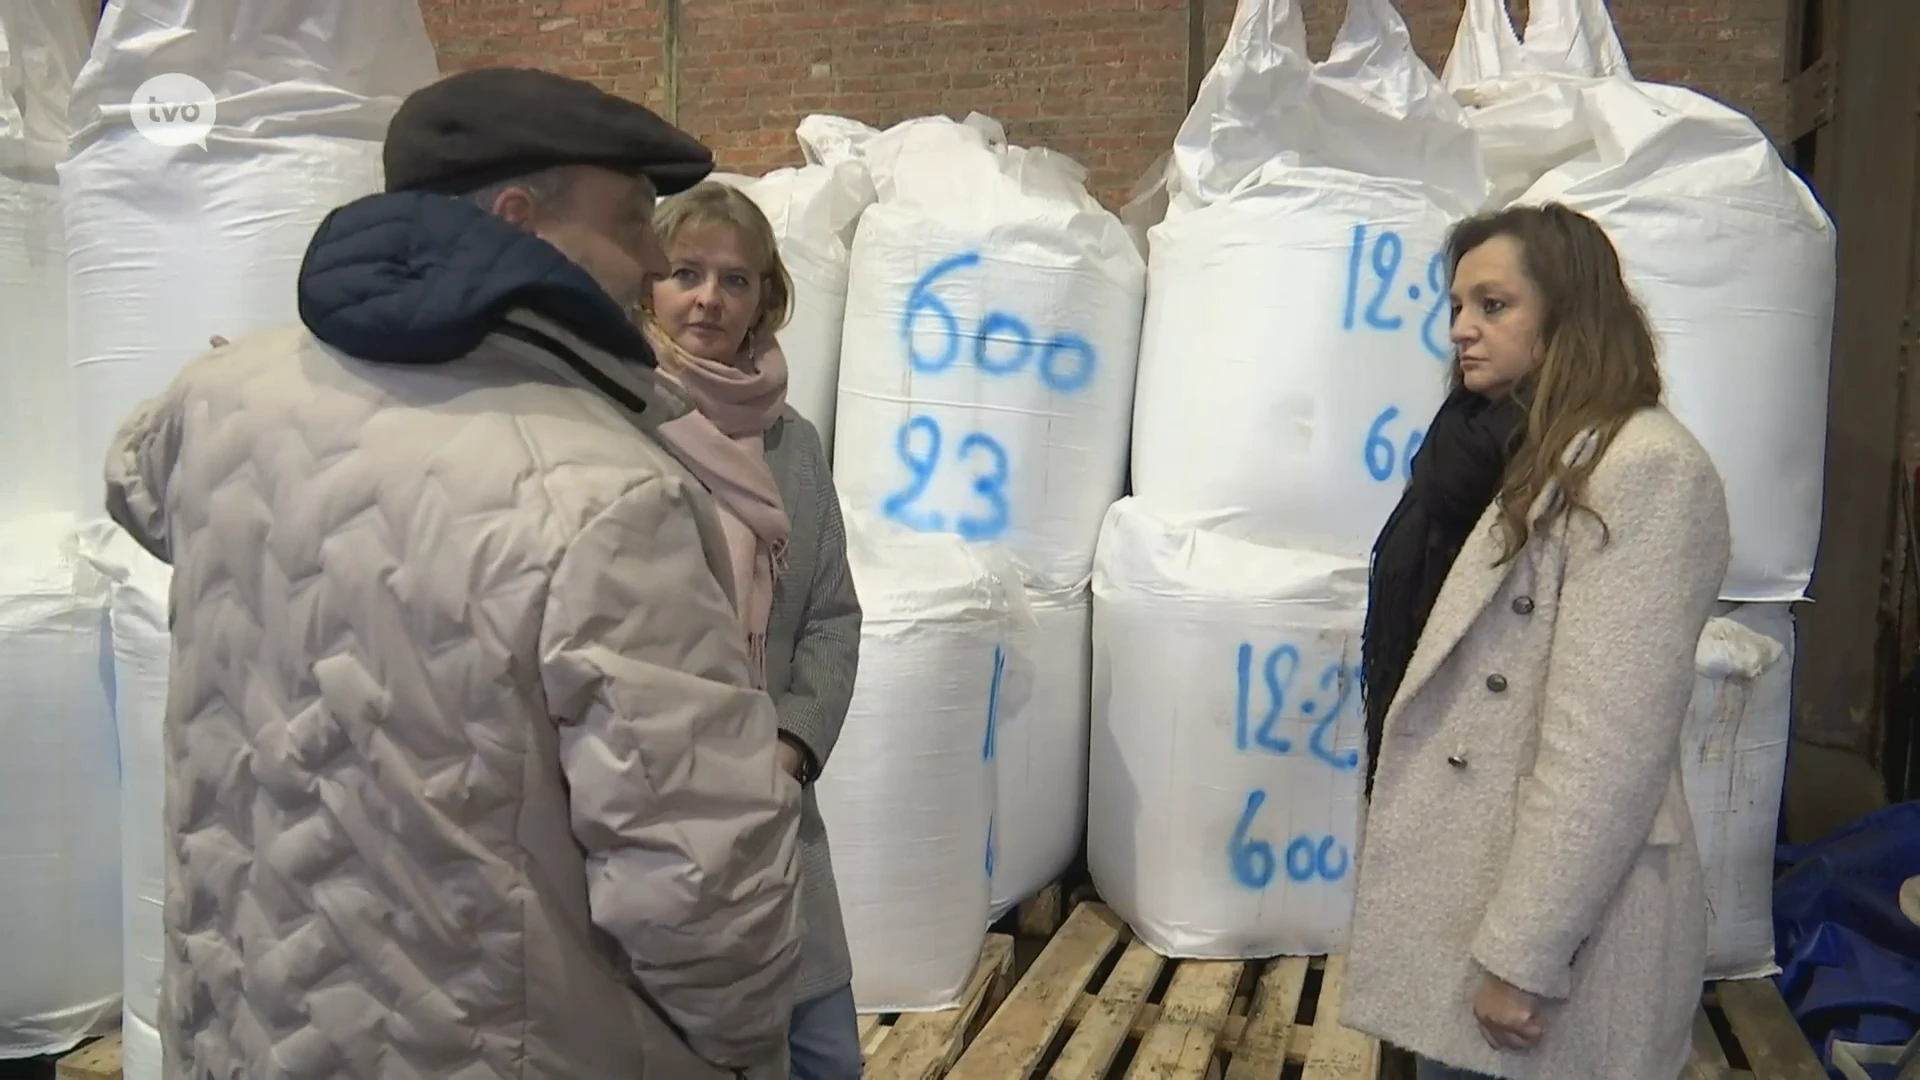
1685;603;1794;980
814;515;1017;1011
80;524;171;1064
712;117;877;454
988;587;1092;920
1090;498;1369;958
0;514;122;1056
1445;0;1834;602
1130;0;1489;560
831;113;1146;591
61;0;438;513
1518;80;1833;602
0;1;92;516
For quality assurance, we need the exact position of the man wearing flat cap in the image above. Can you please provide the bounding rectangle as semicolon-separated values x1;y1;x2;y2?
104;67;802;1080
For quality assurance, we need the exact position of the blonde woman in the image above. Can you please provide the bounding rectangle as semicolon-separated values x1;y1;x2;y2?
1343;203;1731;1080
640;181;864;1079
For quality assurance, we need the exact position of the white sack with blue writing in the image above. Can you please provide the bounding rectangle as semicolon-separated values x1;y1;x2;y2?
1131;0;1489;562
831;113;1146;591
60;0;439;517
0;514;122;1056
814;512;1019;1012
1684;603;1793;981
988;587;1092;921
1089;498;1370;959
710;116;878;455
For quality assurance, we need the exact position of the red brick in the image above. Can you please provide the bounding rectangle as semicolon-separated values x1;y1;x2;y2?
417;0;1789;209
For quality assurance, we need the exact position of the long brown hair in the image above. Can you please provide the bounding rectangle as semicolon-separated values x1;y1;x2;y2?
1446;203;1663;563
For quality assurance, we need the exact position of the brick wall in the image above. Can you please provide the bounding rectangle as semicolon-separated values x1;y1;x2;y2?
420;0;1790;207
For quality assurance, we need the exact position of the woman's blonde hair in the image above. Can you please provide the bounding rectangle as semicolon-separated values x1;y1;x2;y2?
1446;203;1663;563
643;180;794;345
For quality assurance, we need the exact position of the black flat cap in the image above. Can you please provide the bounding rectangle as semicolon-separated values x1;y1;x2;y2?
384;66;714;197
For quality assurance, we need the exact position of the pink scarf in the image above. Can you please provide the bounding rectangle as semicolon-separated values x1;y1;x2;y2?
642;320;792;687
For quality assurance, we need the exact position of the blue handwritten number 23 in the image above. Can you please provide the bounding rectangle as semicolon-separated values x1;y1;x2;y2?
881;416;1012;541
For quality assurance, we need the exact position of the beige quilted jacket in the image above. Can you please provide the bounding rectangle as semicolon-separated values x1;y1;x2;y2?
103;311;803;1080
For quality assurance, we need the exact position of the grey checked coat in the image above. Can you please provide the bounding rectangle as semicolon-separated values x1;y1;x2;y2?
763;408;862;1003
1341;407;1731;1080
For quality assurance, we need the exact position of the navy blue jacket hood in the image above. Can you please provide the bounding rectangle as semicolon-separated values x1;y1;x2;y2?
296;190;654;368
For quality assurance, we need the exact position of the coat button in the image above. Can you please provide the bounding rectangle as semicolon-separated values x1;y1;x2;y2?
1512;595;1535;615
1486;673;1508;693
1447;753;1469;769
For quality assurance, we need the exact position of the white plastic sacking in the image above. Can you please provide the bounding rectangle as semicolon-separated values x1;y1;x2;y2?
80;522;172;1062
0;514;122;1056
831;113;1147;591
0;1;92;517
60;0;440;513
1684;603;1794;981
813;512;1021;1011
1129;0;1489;562
988;587;1092;921
1450;0;1836;601
1090;498;1370;958
1440;0;1627;208
710;116;879;453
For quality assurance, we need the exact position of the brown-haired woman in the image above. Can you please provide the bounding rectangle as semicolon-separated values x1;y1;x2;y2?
1340;203;1731;1080
639;180;865;1079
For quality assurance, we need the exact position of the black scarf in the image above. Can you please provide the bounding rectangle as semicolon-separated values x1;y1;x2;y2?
1361;387;1525;797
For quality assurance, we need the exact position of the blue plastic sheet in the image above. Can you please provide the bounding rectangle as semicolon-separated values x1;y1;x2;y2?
1773;801;1920;1080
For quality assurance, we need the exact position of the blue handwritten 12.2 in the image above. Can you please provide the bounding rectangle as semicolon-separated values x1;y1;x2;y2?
1342;223;1451;362
1229;789;1351;890
1234;642;1362;771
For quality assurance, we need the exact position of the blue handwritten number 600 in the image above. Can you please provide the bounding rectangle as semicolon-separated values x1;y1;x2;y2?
902;252;1098;394
881;415;1012;541
1364;406;1425;483
1229;789;1351;890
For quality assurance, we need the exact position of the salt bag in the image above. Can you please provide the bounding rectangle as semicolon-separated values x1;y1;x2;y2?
0;514;122;1055
0;0;93;516
80;523;173;1063
61;0;438;515
710;118;877;453
1130;0;1489;561
813;513;1018;1011
988;586;1092;921
831;114;1146;591
1090;498;1370;958
1684;603;1794;980
1519;75;1834;602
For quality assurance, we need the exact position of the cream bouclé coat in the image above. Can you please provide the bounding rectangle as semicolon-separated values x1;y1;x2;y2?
1341;407;1732;1080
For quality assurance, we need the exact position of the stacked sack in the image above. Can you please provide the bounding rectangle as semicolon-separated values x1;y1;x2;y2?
1444;0;1831;979
63;2;438;1072
822;113;1146;1007
1100;0;1490;958
710;115;879;453
0;1;124;1060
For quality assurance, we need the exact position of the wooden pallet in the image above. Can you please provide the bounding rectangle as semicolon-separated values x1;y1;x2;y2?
860;934;1018;1079
55;1034;122;1080
1689;978;1826;1080
945;902;1379;1080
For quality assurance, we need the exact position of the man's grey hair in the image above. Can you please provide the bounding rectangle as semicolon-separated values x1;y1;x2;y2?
465;166;579;214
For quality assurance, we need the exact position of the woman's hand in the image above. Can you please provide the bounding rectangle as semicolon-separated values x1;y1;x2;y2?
775;737;804;779
1473;974;1545;1051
